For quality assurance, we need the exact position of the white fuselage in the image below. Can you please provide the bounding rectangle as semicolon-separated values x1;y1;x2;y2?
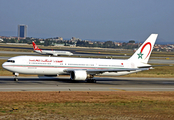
34;50;73;56
2;56;144;76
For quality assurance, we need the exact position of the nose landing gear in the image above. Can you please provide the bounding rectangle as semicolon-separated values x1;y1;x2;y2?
13;72;19;82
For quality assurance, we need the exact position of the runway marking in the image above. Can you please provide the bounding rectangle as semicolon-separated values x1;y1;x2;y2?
110;88;126;91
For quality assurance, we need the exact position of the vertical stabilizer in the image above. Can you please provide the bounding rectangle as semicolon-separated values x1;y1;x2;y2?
32;41;41;51
128;34;158;64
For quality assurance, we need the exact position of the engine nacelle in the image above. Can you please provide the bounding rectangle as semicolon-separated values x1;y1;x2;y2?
70;70;87;80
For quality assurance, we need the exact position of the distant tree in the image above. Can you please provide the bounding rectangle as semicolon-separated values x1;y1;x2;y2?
35;39;40;44
44;39;51;46
122;42;127;47
92;43;98;47
56;40;64;44
76;40;89;47
128;40;135;43
11;39;16;43
26;37;31;40
103;41;115;48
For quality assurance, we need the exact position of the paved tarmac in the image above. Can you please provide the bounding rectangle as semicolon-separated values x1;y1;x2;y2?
0;76;174;91
0;50;127;57
1;50;174;59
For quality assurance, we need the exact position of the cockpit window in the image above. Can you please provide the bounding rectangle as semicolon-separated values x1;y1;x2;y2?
7;60;15;63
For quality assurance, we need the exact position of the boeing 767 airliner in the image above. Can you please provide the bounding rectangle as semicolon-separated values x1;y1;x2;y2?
2;34;158;82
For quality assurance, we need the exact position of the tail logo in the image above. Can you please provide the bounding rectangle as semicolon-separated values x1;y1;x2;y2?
137;52;143;59
34;46;37;50
137;42;152;59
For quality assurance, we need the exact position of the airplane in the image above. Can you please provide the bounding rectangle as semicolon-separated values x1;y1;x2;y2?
32;41;73;56
2;34;158;82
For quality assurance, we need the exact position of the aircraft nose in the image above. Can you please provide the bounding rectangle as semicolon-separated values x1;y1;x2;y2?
2;62;7;69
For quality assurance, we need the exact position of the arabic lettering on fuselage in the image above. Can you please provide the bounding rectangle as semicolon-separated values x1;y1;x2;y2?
41;59;52;62
54;60;63;63
29;59;63;63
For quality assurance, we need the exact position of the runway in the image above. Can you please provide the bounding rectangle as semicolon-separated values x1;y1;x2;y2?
0;76;174;91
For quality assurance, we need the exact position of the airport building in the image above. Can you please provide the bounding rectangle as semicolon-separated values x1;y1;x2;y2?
18;24;27;39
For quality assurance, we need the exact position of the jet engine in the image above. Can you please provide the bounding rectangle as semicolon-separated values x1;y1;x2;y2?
70;70;87;80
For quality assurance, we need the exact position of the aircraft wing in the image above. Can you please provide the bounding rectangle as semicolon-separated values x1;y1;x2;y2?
64;68;149;75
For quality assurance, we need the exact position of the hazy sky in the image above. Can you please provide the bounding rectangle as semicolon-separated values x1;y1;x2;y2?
0;0;174;43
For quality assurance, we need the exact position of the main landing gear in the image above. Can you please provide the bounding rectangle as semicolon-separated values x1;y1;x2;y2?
86;79;96;83
86;74;96;83
13;72;19;82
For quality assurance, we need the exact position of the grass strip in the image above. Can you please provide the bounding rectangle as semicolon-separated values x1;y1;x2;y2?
0;91;173;120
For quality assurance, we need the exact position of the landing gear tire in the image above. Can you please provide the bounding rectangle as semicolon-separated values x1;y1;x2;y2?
14;78;18;82
92;79;96;83
86;79;96;83
13;73;19;82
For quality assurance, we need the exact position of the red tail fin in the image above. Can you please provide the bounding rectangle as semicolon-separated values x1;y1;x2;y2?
32;41;41;50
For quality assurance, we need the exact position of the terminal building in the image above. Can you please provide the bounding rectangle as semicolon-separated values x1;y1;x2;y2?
18;24;27;39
